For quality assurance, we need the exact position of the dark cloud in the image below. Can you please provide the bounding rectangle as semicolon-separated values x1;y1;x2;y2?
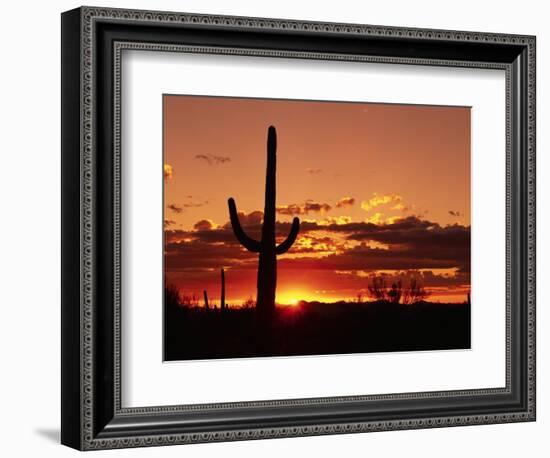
164;210;311;270
195;153;231;165
276;201;332;216
165;228;237;245
224;210;263;227
449;210;461;217
167;203;183;214
345;218;468;245
316;216;436;234
164;229;185;243
165;239;256;270
278;245;464;272
167;200;209;214
335;197;355;208
321;216;471;271
193;219;215;231
164;219;176;228
165;214;470;275
183;200;209;209
337;269;470;290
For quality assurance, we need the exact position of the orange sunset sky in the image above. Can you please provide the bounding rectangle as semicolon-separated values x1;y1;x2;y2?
163;95;471;305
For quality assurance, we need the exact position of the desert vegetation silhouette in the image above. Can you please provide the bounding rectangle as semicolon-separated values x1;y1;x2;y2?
227;126;300;316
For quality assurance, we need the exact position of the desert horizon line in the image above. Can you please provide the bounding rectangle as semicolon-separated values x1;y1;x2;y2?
165;287;472;307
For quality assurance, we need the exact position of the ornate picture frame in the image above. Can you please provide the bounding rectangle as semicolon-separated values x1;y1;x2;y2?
61;6;536;450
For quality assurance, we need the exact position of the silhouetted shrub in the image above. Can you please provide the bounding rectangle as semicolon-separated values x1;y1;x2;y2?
165;283;181;308
402;278;429;304
367;275;429;304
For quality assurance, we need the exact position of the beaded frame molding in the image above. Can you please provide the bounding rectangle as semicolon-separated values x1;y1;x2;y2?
61;6;536;450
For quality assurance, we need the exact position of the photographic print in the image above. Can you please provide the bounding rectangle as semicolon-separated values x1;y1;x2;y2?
163;95;471;361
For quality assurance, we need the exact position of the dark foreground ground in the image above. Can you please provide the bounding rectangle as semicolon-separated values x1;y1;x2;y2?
164;299;470;361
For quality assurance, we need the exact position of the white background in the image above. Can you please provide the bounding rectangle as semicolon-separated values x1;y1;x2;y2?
123;52;505;406
0;0;547;457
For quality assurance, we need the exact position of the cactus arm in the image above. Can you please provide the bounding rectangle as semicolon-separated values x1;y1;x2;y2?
275;217;300;255
227;197;261;252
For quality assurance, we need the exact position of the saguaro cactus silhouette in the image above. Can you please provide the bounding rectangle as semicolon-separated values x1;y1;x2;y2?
228;126;300;315
220;268;226;311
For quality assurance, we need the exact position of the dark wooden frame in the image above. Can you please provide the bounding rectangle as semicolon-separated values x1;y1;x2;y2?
61;6;536;450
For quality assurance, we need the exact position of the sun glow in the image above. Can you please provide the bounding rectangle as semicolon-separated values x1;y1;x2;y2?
276;290;312;305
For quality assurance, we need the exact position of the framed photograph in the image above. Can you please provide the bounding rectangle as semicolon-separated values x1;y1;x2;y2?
61;6;536;450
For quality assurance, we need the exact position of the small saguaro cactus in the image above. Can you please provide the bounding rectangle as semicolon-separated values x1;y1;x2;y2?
228;126;300;315
220;268;226;311
203;290;209;309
